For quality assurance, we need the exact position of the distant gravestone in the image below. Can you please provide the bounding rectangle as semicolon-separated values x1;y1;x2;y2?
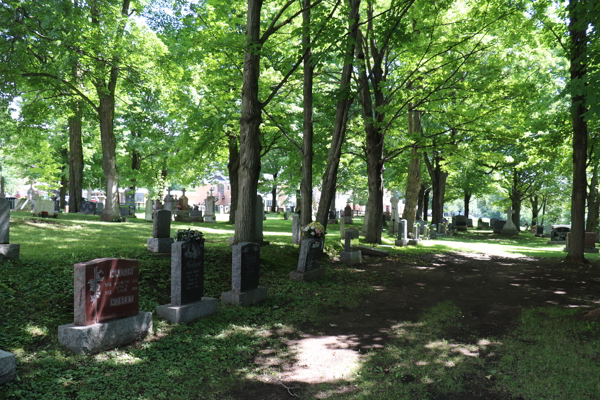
292;215;301;245
454;215;468;232
343;204;353;224
395;219;408;247
341;229;362;265
148;210;174;253
221;242;267;306
164;189;176;213
58;258;152;354
157;232;217;323
501;208;518;235
144;199;153;221
535;225;544;237
34;195;56;216
204;195;216;223
339;217;345;239
564;232;599;253
493;220;506;234
290;238;325;280
80;201;96;215
0;199;19;262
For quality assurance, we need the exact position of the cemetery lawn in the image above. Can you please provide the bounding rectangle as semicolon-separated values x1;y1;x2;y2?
0;213;598;400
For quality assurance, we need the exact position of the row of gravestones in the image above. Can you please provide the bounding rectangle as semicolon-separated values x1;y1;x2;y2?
0;199;19;384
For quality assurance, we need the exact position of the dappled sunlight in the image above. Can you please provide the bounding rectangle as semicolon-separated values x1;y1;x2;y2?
24;323;48;338
94;349;143;365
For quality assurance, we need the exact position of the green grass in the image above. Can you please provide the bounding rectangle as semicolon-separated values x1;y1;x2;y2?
1;212;598;399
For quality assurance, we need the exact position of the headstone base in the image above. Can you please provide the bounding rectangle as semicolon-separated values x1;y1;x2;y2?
0;244;19;261
408;239;420;246
356;245;389;257
289;267;325;281
148;238;174;253
221;287;268;307
156;297;218;323
340;250;362;265
343;216;353;224
204;215;216;223
58;312;153;355
189;216;204;222
0;350;16;385
548;240;566;245
395;239;408;247
500;230;519;235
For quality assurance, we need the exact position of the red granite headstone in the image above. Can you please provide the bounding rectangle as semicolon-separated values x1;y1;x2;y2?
74;258;140;326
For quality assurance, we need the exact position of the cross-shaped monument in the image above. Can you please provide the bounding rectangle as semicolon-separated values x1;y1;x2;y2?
502;207;518;234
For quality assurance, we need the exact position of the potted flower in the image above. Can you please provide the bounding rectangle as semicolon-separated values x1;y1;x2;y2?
302;222;326;239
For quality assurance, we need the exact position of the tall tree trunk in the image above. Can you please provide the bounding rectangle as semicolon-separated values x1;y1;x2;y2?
98;95;120;220
271;171;278;213
423;188;430;222
402;146;421;235
301;0;314;227
510;196;521;231
228;136;239;224
235;0;262;244
425;152;446;225
416;184;425;220
68;99;84;213
566;0;588;263
315;0;360;228
60;148;68;209
463;190;471;218
130;136;141;194
531;195;539;226
586;159;598;232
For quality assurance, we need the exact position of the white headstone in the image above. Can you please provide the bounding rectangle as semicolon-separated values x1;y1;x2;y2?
144;199;153;221
503;208;518;231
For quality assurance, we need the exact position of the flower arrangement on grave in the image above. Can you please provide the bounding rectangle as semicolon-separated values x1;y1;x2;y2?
176;229;204;242
39;211;48;218
302;222;326;239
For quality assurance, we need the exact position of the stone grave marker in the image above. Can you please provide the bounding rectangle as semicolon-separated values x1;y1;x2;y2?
204;194;216;223
164;188;176;213
501;208;518;235
221;242;267;306
343;204;353;224
339;217;345;239
144;199;153;221
493;220;506;234
34;195;56;216
548;225;570;243
341;229;362;265
0;350;16;385
148;209;174;253
564;232;599;253
454;215;468;231
58;258;152;354
292;214;301;245
395;219;408;246
0;199;19;262
157;231;217;323
535;225;544;237
189;205;203;222
290;237;325;280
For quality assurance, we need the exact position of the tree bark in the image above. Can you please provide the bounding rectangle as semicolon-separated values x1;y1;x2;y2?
531;195;539;226
98;94;120;220
301;0;314;227
425;152;447;225
271;171;278;213
68;100;84;213
402;146;421;235
227;136;239;224
586;159;598;232
315;0;360;228
463;190;471;218
423;188;430;222
416;184;425;220
235;0;262;243
60;148;68;209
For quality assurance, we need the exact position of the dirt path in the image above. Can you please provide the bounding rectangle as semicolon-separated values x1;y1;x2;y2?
222;252;600;399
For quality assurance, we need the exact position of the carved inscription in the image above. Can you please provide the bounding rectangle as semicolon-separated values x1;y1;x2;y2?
180;239;205;304
240;244;260;292
75;258;140;325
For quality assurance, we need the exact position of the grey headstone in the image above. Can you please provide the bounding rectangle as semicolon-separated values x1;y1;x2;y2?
0;199;9;244
153;210;171;239
144;199;153;221
0;350;16;384
296;238;324;273
292;215;301;245
232;242;261;293
58;312;152;354
344;230;353;252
